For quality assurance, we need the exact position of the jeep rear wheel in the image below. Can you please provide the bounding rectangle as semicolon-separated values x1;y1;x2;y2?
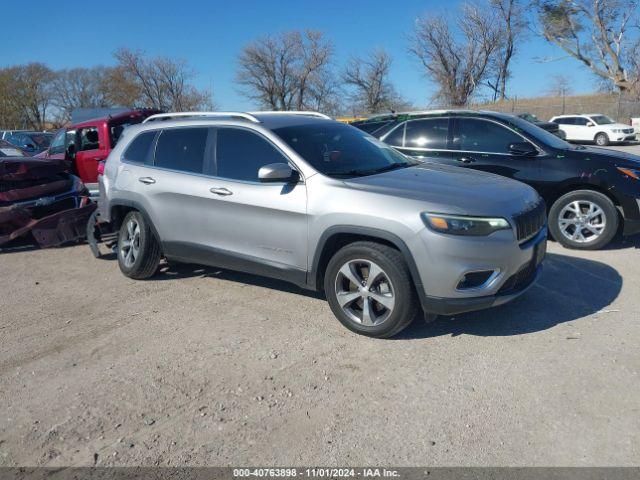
324;241;418;338
117;211;161;279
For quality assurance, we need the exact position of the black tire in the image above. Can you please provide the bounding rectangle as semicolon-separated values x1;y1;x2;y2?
548;190;618;250
324;241;418;338
595;132;609;146
117;211;161;279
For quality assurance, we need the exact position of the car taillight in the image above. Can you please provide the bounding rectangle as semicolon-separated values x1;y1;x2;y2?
97;161;105;176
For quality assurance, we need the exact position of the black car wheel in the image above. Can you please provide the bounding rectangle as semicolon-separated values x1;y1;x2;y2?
324;241;418;338
117;211;161;279
595;132;609;146
549;190;618;250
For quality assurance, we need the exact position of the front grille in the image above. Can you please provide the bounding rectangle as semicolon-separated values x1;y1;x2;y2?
623;128;634;134
513;200;546;243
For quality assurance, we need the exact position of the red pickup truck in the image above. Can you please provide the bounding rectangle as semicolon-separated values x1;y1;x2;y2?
38;109;161;191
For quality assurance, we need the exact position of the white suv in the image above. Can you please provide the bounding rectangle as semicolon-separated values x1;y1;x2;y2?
549;114;635;146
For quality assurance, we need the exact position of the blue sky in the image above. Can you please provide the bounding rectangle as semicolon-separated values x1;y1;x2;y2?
2;0;609;110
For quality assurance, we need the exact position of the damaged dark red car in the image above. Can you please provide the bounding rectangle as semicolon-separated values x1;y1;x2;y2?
0;154;96;248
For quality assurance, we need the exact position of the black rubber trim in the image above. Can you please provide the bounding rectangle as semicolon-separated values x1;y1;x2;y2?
309;225;426;304
163;241;308;287
422;266;541;316
623;218;640;237
108;199;162;242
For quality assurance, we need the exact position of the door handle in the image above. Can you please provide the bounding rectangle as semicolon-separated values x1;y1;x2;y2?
138;177;156;185
458;156;475;164
210;187;233;196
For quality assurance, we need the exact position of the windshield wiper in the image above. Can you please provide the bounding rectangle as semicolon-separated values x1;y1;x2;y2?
324;163;412;178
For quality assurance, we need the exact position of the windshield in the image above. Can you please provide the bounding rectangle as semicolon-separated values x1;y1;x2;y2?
518;113;538;122
27;133;53;148
590;115;615;125
274;123;418;178
506;115;572;150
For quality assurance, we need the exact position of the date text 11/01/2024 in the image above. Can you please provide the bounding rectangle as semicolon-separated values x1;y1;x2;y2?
233;468;400;477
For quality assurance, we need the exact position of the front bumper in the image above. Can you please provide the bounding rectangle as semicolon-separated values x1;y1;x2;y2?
421;265;541;315
612;134;636;142
410;226;547;316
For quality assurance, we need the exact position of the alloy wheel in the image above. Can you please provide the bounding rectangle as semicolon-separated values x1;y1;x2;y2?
120;217;141;268
334;259;395;326
558;200;606;244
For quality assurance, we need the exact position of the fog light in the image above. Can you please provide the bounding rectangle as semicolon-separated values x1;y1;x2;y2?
457;270;498;290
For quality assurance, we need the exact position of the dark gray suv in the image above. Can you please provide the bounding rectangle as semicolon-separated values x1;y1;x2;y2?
99;111;547;338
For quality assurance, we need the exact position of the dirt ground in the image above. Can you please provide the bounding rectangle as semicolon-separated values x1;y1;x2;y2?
1;144;639;467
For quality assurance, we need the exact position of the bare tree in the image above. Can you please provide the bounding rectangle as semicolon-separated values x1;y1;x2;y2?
111;48;212;111
342;49;406;113
0;63;55;130
236;30;334;111
487;0;528;100
51;67;113;123
536;0;639;91
410;4;501;106
548;74;574;96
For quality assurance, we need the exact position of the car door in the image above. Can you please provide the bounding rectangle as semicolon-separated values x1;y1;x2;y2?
381;117;453;163
448;117;542;186
131;126;216;252
555;117;576;140
572;117;593;141
199;126;308;279
74;125;107;184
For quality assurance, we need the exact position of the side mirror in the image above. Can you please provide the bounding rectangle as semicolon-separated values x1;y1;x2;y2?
586;122;595;127
258;162;299;183
508;142;538;157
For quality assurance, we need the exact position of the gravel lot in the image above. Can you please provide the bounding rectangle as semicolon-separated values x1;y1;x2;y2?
1;144;639;467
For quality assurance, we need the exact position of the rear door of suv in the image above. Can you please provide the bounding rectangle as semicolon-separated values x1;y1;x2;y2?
381;117;453;163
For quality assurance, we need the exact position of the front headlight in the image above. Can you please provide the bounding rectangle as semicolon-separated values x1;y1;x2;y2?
617;167;639;180
422;213;511;236
612;129;623;133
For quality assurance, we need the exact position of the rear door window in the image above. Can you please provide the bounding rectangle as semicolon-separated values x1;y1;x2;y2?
154;127;209;174
404;118;449;150
216;128;288;182
452;118;524;154
123;131;156;164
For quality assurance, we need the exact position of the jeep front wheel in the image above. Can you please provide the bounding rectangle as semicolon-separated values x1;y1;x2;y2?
324;241;418;338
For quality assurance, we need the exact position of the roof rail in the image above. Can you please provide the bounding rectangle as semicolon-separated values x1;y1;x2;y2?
249;110;332;120
143;111;260;124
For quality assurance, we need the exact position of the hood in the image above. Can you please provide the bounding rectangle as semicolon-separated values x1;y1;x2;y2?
607;123;634;130
343;163;540;218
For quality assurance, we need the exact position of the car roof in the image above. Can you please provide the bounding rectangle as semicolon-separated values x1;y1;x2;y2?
71;109;162;128
123;111;338;134
358;109;525;125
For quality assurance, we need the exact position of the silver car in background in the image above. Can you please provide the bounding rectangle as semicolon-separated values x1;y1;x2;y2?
99;111;547;338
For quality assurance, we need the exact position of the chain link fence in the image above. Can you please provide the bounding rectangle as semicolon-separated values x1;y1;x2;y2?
470;93;640;124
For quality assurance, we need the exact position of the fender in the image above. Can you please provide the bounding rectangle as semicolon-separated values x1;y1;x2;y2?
307;225;427;307
108;199;162;244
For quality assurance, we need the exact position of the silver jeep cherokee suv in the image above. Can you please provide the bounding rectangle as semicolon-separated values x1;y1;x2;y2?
99;111;547;338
